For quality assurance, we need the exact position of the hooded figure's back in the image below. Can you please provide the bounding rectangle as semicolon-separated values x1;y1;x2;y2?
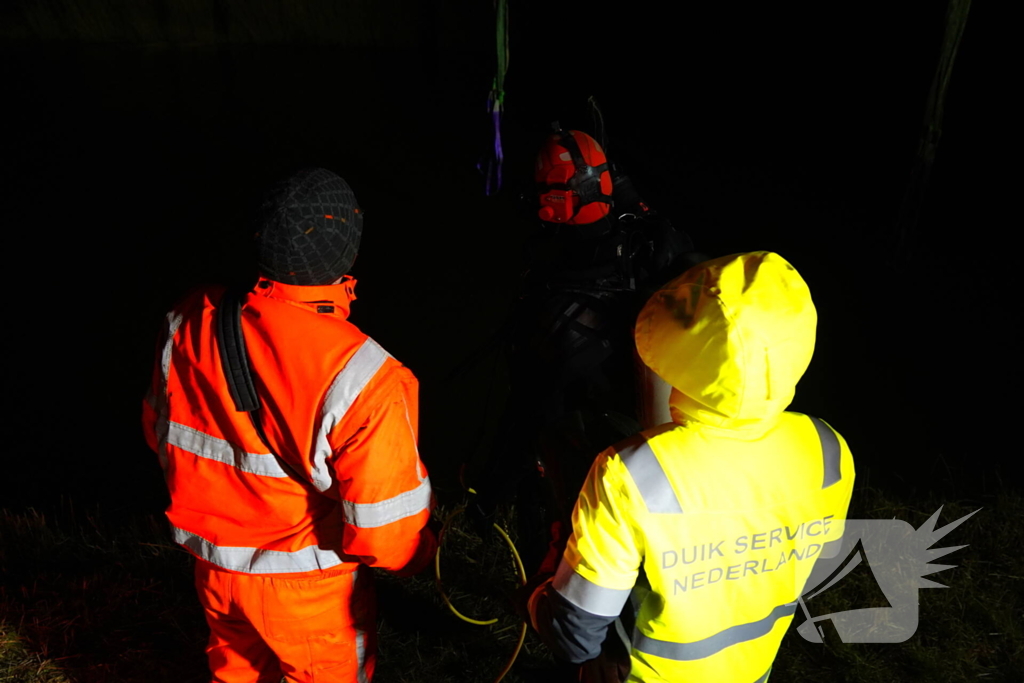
528;252;856;683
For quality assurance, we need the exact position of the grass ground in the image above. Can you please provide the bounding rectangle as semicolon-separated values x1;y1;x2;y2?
2;484;1021;683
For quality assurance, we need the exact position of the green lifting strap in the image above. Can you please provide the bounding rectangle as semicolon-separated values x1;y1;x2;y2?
495;0;508;99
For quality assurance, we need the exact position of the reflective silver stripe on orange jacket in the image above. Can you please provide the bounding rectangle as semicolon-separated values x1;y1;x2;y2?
632;600;798;661
171;525;348;574
311;338;391;492
356;628;369;683
619;439;684;514
342;477;433;528
155;310;184;471
160;311;183;387
166;421;290;478
552;559;633;618
808;416;842;489
353;569;371;682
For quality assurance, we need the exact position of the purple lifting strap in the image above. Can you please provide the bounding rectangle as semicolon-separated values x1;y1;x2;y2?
477;90;504;196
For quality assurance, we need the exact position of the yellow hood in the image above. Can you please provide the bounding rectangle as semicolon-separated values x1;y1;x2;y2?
634;252;816;434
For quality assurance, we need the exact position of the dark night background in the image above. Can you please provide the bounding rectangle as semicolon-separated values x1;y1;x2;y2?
1;0;1015;520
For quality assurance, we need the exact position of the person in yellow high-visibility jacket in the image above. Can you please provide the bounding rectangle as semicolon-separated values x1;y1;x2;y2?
526;251;855;683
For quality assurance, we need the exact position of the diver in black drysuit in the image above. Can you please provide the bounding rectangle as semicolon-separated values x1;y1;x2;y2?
466;128;707;582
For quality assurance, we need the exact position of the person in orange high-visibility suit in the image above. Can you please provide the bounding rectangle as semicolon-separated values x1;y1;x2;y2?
142;167;438;683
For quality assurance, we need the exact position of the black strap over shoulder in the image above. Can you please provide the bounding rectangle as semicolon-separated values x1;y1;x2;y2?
217;286;261;413
215;286;312;488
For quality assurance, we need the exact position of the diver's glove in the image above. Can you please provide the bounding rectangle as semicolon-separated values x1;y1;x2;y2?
511;517;567;621
512;569;554;624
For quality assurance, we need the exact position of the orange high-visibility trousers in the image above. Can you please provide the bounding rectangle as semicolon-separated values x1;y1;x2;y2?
195;560;377;683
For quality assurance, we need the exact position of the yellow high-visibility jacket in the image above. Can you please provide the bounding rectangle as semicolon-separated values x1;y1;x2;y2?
529;252;855;683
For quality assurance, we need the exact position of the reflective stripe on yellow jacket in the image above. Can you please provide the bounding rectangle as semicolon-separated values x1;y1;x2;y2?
529;252;855;682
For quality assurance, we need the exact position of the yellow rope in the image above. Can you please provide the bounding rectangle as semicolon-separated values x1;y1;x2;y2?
434;503;528;683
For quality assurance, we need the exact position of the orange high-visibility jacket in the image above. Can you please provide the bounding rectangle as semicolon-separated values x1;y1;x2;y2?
142;276;435;576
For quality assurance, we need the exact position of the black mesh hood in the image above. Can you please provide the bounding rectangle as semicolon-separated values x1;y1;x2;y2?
254;168;363;286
